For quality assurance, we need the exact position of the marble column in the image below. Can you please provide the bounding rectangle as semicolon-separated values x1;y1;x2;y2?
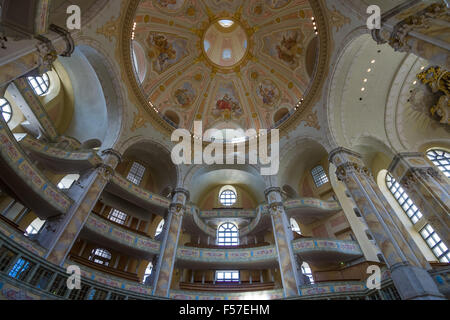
389;152;450;247
265;187;301;297
40;149;122;266
329;147;444;300
152;188;189;297
372;2;450;68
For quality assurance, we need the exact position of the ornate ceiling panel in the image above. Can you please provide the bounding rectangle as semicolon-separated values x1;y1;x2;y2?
130;0;323;134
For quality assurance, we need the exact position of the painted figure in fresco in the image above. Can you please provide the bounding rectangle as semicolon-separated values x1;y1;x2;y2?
174;88;192;107
275;31;303;65
158;0;179;8
152;35;176;67
258;84;276;105
265;0;291;9
215;94;242;118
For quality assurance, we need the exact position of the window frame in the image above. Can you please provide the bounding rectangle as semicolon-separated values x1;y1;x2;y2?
385;172;449;262
426;149;450;178
89;248;112;266
219;189;237;207
215;270;240;283
311;165;329;188
0;97;12;123
107;209;127;225
126;161;146;186
217;222;239;246
27;73;50;96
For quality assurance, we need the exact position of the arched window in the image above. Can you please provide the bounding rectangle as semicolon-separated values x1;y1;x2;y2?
301;262;314;284
89;248;111;266
386;172;449;262
385;172;422;224
143;262;153;283
426;149;450;178
217;222;239;246
25;218;45;236
27;73;50;96
311;165;329;187
290;218;301;235
155;219;164;237
219;187;237;207
0;98;12;123
108;209;127;225
127;161;146;185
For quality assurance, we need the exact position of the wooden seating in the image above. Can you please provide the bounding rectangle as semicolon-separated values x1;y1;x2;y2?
69;255;140;283
179;281;275;292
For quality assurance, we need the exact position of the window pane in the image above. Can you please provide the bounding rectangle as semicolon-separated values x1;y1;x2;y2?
311;165;329;187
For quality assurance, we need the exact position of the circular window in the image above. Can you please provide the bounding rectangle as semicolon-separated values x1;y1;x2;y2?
27;73;50;96
0;98;12;123
219;189;236;206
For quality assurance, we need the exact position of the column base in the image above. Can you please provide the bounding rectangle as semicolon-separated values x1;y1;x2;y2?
390;263;445;300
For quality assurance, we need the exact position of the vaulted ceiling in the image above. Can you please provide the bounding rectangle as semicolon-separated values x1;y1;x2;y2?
131;0;321;136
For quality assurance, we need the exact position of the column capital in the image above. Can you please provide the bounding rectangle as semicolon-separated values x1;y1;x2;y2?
328;147;362;165
95;163;115;182
388;152;435;180
173;188;190;201
101;148;122;163
264;186;281;199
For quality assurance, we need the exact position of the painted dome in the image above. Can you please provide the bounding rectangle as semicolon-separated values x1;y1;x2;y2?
131;0;322;137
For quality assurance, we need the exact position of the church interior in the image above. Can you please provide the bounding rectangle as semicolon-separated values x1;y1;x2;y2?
0;0;449;301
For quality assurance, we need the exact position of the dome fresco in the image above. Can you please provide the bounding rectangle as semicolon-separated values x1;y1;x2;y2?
132;0;319;134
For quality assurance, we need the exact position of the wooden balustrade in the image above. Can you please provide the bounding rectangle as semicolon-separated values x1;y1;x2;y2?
69;255;140;283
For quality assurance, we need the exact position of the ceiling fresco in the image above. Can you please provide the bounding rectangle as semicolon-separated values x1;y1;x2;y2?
131;0;320;135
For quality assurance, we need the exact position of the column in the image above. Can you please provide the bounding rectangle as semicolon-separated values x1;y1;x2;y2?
389;152;450;246
40;149;122;266
329;147;444;300
372;2;449;68
1;23;74;89
265;187;301;297
152;188;189;297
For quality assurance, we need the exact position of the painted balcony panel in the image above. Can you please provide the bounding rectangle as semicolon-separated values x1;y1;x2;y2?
292;238;363;267
0;117;72;218
175;245;278;269
16;134;102;172
284;198;341;224
105;175;170;215
0;217;46;257
82;214;160;256
169;289;284;300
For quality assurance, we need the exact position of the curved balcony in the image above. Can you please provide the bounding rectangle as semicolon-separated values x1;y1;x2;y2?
284;198;341;224
81;213;160;257
105;175;170;215
183;205;271;238
0;119;72;218
175;245;278;269
169;289;284;300
16;134;102;172
292;238;363;267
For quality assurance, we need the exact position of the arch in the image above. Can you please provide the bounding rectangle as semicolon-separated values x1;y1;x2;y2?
120;139;179;195
217;222;239;246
